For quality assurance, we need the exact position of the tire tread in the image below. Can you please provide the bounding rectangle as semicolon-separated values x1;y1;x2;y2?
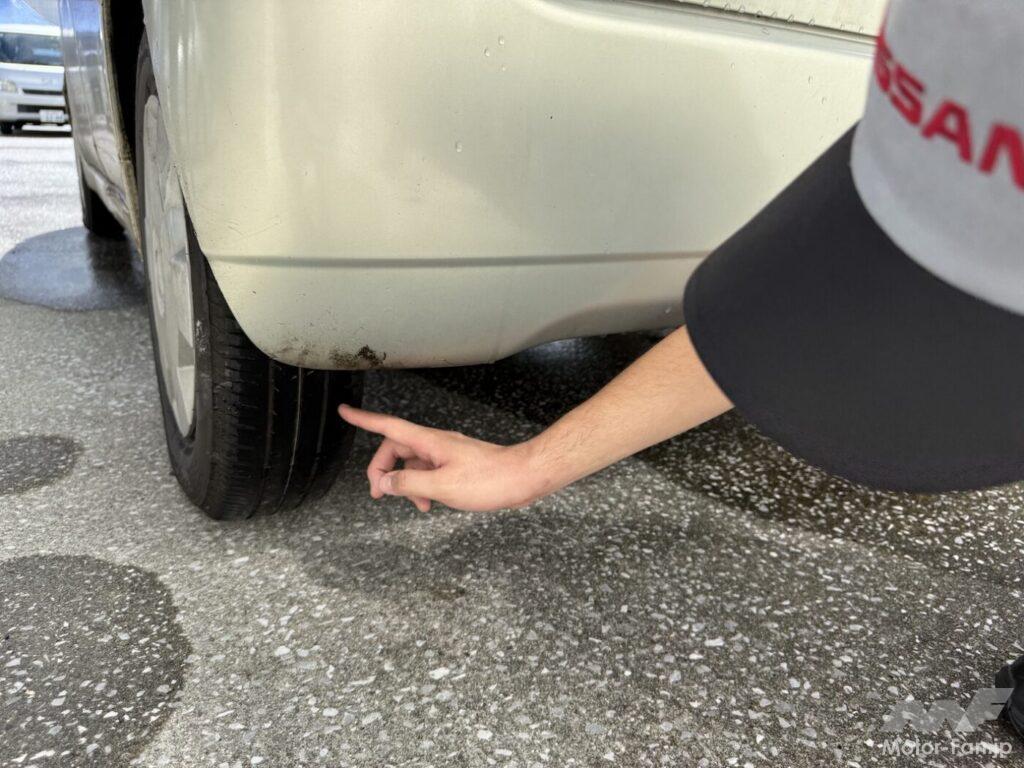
133;31;360;521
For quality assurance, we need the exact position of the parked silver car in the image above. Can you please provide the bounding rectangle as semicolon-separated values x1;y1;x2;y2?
57;0;878;520
0;0;66;133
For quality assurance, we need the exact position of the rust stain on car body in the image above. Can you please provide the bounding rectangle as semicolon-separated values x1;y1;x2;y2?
274;338;386;369
330;346;387;369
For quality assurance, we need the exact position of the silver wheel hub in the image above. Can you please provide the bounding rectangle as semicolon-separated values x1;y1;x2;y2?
143;94;196;436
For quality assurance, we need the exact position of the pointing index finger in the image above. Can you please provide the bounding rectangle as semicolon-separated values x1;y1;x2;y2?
338;404;435;454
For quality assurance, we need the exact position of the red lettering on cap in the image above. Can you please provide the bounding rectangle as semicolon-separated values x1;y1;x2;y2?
922;101;973;163
979;124;1024;191
874;31;894;93
891;67;925;125
872;28;1022;193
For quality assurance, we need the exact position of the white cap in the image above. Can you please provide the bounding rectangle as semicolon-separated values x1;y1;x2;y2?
852;0;1024;315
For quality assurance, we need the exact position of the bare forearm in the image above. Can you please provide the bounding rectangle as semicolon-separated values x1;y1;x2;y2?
341;325;733;513
519;326;732;499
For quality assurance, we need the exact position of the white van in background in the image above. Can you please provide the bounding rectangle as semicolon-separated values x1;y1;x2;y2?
0;0;66;134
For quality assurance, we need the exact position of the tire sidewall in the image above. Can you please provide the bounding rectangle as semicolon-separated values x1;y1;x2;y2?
135;32;214;503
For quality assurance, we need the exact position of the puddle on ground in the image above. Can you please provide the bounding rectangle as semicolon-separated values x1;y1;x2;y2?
0;227;143;310
0;434;82;494
0;555;192;765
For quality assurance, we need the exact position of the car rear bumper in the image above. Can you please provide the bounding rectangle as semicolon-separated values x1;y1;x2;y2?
203;251;699;369
143;0;874;369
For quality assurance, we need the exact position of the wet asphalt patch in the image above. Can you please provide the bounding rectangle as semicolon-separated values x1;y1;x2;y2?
0;436;82;495
0;227;143;311
0;555;191;766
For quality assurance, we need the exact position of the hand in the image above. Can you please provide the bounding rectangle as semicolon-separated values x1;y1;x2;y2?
338;404;547;513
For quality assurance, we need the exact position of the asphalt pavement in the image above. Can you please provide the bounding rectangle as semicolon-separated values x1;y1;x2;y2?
2;131;1024;768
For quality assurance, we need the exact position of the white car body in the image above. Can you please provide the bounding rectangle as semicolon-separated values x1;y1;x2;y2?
0;21;67;128
61;0;879;369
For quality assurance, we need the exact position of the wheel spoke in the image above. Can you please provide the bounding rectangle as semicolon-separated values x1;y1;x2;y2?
142;94;196;436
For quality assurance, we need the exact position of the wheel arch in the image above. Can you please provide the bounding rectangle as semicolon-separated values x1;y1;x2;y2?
106;0;214;258
101;0;146;243
106;0;145;174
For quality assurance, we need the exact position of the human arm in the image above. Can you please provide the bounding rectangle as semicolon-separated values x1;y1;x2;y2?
338;325;732;512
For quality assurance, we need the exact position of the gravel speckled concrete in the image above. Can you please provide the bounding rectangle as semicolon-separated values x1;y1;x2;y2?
2;134;1023;767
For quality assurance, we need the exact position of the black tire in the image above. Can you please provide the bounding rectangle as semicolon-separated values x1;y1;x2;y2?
135;33;362;519
75;155;124;238
0;123;14;135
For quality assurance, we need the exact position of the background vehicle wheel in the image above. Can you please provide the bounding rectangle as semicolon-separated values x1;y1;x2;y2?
135;33;362;519
1;123;14;135
67;76;122;238
76;155;124;238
